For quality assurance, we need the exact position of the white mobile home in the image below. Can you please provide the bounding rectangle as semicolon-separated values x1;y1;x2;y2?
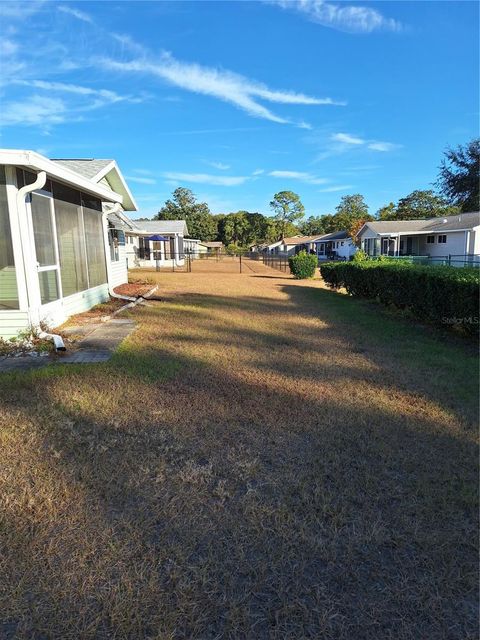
125;220;188;268
0;150;137;338
357;212;480;264
315;231;356;260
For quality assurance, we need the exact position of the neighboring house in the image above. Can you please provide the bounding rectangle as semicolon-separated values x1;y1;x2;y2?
125;220;188;268
357;212;480;263
315;231;357;261
262;240;283;254
0;149;137;338
278;235;324;255
199;241;224;254
184;238;207;258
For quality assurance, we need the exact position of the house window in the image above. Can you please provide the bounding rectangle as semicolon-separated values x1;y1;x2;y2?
139;237;150;260
341;241;344;246
108;227;125;261
426;235;435;244
0;165;19;310
438;235;447;244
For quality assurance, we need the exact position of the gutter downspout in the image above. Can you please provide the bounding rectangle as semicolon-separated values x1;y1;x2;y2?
102;203;136;302
16;170;65;351
16;169;47;315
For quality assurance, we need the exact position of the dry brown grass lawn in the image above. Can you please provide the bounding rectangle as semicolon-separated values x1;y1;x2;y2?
1;258;478;639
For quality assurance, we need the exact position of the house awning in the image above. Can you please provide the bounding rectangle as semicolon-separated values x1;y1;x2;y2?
147;235;170;241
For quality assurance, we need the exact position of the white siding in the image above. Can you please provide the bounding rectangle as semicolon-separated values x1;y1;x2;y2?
422;231;467;257
61;284;109;319
0;310;30;339
109;244;128;288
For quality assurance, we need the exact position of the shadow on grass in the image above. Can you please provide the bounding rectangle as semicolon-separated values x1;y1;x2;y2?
0;281;478;639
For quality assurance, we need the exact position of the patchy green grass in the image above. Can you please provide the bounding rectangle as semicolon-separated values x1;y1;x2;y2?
0;260;478;639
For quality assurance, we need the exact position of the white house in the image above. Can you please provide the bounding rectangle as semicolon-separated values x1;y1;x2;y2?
357;212;480;265
0;149;137;339
314;231;357;261
125;220;188;268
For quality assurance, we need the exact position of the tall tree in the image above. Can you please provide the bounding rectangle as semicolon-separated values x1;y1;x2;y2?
223;212;250;246
436;139;480;212
395;190;459;220
332;194;373;238
300;215;331;235
377;202;397;220
270;191;305;239
156;187;217;240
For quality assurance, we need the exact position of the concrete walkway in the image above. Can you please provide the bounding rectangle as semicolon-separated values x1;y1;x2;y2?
0;318;135;373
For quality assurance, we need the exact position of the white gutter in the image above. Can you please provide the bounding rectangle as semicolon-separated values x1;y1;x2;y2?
102;203;136;302
16;170;47;316
1;149;124;204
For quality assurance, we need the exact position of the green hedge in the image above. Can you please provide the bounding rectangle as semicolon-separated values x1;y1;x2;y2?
320;261;479;336
289;251;317;279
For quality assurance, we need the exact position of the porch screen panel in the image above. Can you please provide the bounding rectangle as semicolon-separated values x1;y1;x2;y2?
53;182;88;296
83;199;107;288
0;165;19;310
31;193;56;266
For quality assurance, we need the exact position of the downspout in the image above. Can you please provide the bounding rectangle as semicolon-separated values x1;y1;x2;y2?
16;170;65;351
102;203;136;302
16;169;47;314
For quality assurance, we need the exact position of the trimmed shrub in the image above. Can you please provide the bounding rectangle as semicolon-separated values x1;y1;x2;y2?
289;250;317;279
320;261;479;336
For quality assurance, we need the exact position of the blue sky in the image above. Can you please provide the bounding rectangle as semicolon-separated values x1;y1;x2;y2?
1;1;478;220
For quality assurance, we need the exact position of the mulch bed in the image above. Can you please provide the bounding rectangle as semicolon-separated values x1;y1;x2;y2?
114;283;154;298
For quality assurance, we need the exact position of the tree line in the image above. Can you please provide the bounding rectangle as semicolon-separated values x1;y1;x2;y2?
151;138;479;247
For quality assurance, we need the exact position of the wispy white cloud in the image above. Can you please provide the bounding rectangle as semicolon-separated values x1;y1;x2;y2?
268;170;328;185
125;175;157;185
0;38;18;56
0;1;45;20
162;172;249;186
204;161;231;170
321;132;401;157
58;5;94;24
2;80;146;127
266;0;402;34
1;95;67;126
331;132;365;145
252;169;265;175
100;50;345;125
367;141;398;152
111;32;147;56
15;79;140;104
318;184;353;192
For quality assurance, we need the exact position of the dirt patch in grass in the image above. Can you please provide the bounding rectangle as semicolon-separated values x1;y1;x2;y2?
0;258;478;639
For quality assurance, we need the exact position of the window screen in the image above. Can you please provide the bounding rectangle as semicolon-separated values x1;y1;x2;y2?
84;206;107;287
0;165;19;310
31;193;56;266
53;182;88;296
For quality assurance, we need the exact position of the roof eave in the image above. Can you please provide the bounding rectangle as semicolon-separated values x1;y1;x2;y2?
0;149;124;204
92;160;138;212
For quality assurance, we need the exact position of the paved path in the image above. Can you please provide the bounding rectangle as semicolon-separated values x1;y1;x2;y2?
0;318;135;373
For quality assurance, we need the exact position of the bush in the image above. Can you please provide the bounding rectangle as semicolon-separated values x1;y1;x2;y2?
352;249;369;262
320;261;479;336
289;250;317;279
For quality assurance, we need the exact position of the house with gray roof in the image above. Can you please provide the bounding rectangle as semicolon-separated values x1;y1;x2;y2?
0;149;138;338
124;219;189;268
357;212;480;265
